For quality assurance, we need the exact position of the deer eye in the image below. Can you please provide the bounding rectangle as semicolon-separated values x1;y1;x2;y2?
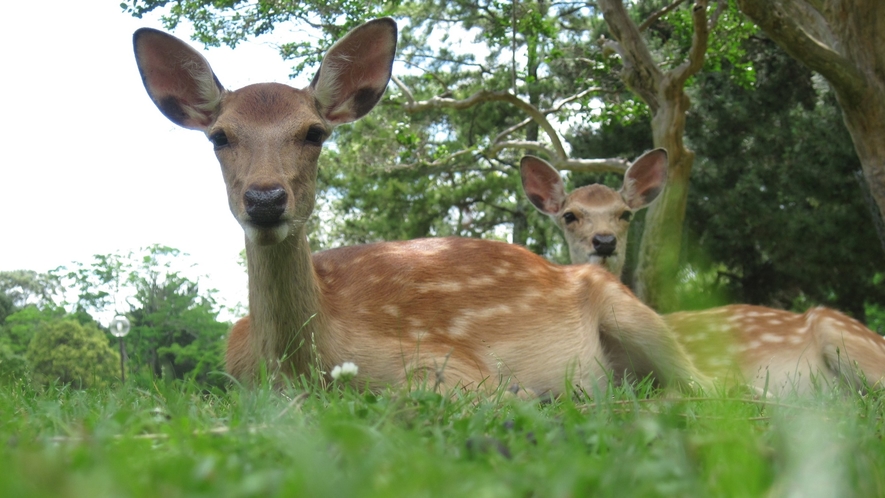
208;131;229;149
304;126;326;145
620;211;633;222
563;212;578;224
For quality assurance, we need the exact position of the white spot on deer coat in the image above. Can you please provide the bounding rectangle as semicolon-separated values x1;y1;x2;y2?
760;333;786;343
416;281;463;293
447;305;514;337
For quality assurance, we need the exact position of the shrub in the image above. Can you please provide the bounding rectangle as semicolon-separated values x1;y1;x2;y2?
27;319;120;389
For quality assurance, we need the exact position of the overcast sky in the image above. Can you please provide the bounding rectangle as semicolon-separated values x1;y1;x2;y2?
1;2;313;320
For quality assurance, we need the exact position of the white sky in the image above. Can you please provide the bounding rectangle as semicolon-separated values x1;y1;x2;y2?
0;3;311;320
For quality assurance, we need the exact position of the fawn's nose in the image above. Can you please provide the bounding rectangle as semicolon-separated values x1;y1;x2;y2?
244;185;287;227
592;234;617;256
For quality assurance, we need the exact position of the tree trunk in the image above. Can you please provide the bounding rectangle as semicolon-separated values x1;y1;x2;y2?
513;0;547;248
599;0;710;311
737;0;885;239
634;93;695;311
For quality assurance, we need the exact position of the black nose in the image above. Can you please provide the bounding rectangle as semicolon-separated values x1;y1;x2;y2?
592;234;617;256
244;185;287;227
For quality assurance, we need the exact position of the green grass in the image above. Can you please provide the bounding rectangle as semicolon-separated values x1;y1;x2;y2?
1;377;884;498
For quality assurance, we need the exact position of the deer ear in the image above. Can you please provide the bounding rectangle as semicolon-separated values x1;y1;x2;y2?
620;148;668;210
520;156;567;215
133;28;225;131
310;18;398;126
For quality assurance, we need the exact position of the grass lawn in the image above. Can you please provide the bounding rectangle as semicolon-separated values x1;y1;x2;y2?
1;376;884;497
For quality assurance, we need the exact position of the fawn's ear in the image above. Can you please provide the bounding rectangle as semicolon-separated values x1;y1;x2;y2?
310;18;398;126
520;156;567;215
133;28;225;131
620;148;668;210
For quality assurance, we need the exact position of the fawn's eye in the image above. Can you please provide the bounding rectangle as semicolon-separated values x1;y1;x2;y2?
209;131;229;149
304;126;326;145
563;212;578;224
620;211;633;222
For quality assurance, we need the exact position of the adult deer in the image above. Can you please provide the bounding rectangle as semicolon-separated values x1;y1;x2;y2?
521;151;885;395
133;19;710;396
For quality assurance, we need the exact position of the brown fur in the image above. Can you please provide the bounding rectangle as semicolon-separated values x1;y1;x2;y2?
225;237;707;395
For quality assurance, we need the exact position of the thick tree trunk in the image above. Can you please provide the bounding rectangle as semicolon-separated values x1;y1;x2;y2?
599;0;710;311
837;95;885;245
737;0;885;240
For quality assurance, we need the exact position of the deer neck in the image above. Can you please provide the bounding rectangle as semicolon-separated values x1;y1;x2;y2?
245;229;324;378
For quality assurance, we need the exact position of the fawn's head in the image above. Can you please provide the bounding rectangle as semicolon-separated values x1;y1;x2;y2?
133;19;398;246
520;149;668;276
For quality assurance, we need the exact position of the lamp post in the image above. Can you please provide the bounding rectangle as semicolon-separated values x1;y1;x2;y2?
109;316;131;382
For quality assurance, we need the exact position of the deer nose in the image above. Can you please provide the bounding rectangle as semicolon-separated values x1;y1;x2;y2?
244;185;287;227
592;234;617;256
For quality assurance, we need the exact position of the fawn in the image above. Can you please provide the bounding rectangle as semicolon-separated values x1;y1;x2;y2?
521;150;885;395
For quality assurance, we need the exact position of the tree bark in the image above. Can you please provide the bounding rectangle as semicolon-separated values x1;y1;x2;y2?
737;0;885;236
598;0;710;311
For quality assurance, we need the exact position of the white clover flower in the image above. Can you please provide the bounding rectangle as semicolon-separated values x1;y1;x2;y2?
330;361;359;381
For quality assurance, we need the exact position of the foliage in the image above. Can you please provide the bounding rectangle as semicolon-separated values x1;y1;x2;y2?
123;0;397;72
0;270;59;323
0;343;28;384
682;36;885;317
2;379;885;496
26;319;120;389
55;245;229;387
868;303;885;336
0;305;67;357
0;305;70;384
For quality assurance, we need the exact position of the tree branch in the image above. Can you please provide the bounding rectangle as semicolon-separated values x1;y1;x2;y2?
669;0;710;88
390;75;415;105
385;149;479;174
708;0;727;30
638;0;688;32
400;89;569;160
736;0;865;103
491;87;605;144
485;140;557;158
598;0;665;111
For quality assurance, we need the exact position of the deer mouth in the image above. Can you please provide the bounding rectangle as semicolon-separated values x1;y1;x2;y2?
589;253;619;268
242;219;291;245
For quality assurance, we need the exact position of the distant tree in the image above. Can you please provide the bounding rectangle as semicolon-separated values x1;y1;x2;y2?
126;250;227;386
56;245;228;386
27;319;119;389
1;302;89;384
0;270;59;322
1;305;66;357
0;306;57;382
